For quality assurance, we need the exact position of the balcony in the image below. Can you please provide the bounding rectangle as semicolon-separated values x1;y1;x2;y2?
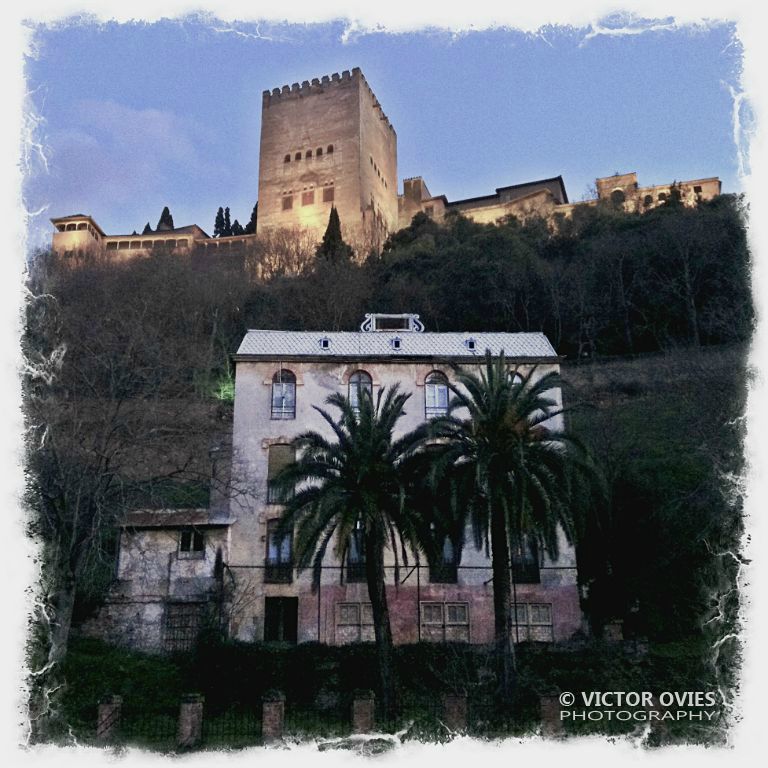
264;561;293;584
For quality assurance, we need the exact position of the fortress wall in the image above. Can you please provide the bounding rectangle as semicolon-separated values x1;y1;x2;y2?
357;70;398;236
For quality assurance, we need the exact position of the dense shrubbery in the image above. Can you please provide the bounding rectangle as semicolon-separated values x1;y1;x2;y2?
61;635;726;743
242;195;752;357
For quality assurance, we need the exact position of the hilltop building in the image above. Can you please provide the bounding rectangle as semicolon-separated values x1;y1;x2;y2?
50;67;721;259
83;314;583;651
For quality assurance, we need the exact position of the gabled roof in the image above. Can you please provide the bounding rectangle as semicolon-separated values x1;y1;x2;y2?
447;175;569;207
235;330;558;361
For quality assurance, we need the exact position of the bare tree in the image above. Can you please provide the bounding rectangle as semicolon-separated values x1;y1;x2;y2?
24;255;236;739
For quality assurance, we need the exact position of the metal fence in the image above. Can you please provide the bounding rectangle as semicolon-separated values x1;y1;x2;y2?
88;692;547;750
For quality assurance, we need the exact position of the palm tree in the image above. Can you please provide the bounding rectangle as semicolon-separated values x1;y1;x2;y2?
422;350;598;700
273;384;422;718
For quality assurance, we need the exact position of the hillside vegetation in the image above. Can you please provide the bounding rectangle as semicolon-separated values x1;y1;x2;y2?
25;196;750;738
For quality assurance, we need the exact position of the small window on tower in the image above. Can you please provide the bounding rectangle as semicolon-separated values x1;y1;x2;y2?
302;190;314;206
284;154;291;163
306;150;312;159
282;195;293;211
316;147;323;156
327;144;334;154
323;186;335;203
295;152;301;161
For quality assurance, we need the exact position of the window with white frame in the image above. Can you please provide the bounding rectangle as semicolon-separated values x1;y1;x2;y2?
336;602;374;643
511;603;553;642
348;370;372;413
271;369;296;419
179;528;205;558
425;371;449;418
420;601;469;642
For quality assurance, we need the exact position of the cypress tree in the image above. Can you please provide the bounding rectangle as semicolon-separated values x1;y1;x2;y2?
214;207;225;237
231;220;244;236
156;206;174;231
244;202;258;235
223;207;232;237
142;222;153;235
316;206;354;262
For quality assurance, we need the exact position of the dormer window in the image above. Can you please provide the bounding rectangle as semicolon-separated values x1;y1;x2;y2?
319;337;331;350
360;313;425;333
390;337;402;351
464;338;476;351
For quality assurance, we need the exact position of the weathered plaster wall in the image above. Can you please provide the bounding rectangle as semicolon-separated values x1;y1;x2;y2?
227;357;580;645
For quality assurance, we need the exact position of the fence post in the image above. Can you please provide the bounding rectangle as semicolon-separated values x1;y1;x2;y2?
539;692;565;737
352;690;376;733
442;691;467;732
177;693;205;749
96;694;122;741
262;690;285;743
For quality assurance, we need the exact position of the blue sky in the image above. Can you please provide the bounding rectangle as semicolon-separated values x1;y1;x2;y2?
24;17;742;247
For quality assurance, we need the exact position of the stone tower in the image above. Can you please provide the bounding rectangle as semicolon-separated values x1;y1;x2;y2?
257;68;398;247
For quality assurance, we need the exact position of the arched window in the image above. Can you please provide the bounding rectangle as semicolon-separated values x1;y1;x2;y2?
327;144;334;154
508;370;523;386
643;195;653;207
271;370;296;419
348;370;372;412
610;189;625;208
295;152;302;161
305;149;312;159
316;147;323;156
284;154;291;163
425;371;449;419
658;192;668;202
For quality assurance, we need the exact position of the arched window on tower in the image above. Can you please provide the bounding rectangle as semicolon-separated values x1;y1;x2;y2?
327;144;334;154
284;154;291;163
316;147;323;156
305;150;312;159
295;152;302;161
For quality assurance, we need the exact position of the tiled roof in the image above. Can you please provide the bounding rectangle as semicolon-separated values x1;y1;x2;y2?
235;330;557;359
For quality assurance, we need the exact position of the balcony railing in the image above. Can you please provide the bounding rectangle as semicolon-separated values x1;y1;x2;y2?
346;562;366;583
267;483;293;505
264;562;293;584
271;404;296;420
511;561;540;584
429;562;458;583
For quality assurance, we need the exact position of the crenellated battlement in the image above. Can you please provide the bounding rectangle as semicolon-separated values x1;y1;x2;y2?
261;67;395;135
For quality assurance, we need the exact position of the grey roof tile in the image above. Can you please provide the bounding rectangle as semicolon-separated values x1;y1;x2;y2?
235;330;557;359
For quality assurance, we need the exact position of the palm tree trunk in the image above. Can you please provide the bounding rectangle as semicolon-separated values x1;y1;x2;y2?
365;527;396;720
490;504;515;701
